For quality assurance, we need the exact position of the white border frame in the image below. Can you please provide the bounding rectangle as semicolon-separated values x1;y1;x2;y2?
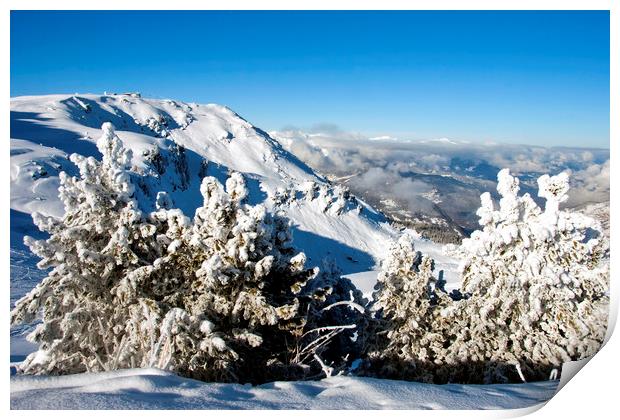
3;2;616;419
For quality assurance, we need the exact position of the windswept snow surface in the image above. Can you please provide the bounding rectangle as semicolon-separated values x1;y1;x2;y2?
10;368;558;410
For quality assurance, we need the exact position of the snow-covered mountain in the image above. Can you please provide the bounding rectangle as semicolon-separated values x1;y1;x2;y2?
9;94;562;410
10;93;458;282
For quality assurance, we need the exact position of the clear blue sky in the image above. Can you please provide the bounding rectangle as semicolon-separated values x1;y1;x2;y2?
11;10;609;148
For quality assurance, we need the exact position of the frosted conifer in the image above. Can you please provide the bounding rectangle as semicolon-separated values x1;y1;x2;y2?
11;123;156;374
362;169;608;384
443;169;609;382
361;234;448;381
11;123;361;384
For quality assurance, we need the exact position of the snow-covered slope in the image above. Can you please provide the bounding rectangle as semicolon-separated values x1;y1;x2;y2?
10;368;557;410
10;93;458;281
11;94;319;217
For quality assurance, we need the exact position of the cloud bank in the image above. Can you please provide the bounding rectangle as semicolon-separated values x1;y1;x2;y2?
270;127;609;229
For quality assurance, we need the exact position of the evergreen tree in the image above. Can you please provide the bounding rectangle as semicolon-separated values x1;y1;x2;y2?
443;169;609;382
363;169;609;384
361;234;449;382
11;122;156;374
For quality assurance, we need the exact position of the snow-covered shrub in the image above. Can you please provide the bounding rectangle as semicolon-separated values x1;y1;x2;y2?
300;180;318;201
142;115;170;137
11;123;362;384
145;173;362;383
442;169;609;382
11;122;153;375
329;185;350;216
362;169;609;384
361;234;451;381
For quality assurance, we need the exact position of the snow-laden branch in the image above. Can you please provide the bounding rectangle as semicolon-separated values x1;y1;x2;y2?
321;301;365;314
300;324;357;341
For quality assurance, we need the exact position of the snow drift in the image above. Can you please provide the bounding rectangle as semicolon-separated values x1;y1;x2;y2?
10;367;557;410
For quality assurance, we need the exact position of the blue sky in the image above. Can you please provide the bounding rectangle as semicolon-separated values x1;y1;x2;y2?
11;10;609;148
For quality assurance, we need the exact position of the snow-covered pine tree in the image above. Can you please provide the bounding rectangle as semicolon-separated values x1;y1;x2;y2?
361;169;608;384
11;122;363;384
140;172;324;383
161;172;364;383
11;122;158;375
442;169;609;382
361;234;450;382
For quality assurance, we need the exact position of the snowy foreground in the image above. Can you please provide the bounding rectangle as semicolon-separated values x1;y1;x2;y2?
10;368;557;410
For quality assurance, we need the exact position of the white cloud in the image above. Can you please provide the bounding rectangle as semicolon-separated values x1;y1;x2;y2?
269;128;609;217
369;135;398;141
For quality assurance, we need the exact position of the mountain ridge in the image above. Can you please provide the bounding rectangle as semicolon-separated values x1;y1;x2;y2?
10;93;459;282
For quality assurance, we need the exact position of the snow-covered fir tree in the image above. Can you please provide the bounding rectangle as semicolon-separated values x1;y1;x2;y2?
11;122;154;375
11;123;362;384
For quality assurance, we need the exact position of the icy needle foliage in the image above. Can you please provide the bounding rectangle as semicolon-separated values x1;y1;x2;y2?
11;123;362;384
12;123;149;374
